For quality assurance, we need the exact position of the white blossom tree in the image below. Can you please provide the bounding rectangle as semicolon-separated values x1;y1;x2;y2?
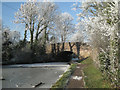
69;23;85;57
2;27;20;45
14;1;39;48
52;12;75;51
70;23;85;43
73;0;119;87
14;1;57;49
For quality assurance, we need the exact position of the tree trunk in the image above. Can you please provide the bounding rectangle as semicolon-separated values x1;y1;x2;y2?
53;44;56;53
44;28;47;45
43;27;47;53
35;23;40;44
35;33;39;44
23;24;28;44
69;42;75;52
53;44;56;54
51;43;56;55
61;42;65;51
69;42;72;52
61;36;65;51
29;19;33;50
75;42;81;58
57;43;60;53
30;20;35;50
30;31;33;50
23;30;27;43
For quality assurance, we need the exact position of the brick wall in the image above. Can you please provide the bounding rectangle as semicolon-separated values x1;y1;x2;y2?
46;42;91;58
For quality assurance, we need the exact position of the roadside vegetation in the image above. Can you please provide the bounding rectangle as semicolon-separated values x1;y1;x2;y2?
73;1;119;87
81;57;112;88
51;64;77;89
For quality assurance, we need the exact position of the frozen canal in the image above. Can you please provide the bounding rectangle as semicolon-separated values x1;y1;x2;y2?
1;62;69;88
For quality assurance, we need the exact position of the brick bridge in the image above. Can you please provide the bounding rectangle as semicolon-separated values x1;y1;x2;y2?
46;42;91;59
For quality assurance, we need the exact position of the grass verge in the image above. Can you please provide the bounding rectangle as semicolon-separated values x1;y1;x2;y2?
81;57;112;88
51;63;77;89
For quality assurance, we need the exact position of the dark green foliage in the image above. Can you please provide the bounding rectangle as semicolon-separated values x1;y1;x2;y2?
14;49;33;64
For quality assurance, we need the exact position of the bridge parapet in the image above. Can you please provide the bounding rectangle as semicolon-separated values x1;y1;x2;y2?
46;42;91;59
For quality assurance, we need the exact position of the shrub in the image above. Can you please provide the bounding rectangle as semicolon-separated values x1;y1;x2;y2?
13;46;33;64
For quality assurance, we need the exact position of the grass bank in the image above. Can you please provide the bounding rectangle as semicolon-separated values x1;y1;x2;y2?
51;63;77;89
81;57;112;88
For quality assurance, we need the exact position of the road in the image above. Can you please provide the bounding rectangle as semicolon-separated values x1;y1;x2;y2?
1;62;69;88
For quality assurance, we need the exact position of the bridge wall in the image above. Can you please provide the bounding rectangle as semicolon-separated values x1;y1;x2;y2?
46;42;91;58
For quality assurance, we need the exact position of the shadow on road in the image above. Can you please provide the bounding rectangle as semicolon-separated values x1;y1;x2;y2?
78;57;89;63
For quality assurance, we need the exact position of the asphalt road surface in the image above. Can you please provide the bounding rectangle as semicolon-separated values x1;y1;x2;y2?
2;63;69;88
